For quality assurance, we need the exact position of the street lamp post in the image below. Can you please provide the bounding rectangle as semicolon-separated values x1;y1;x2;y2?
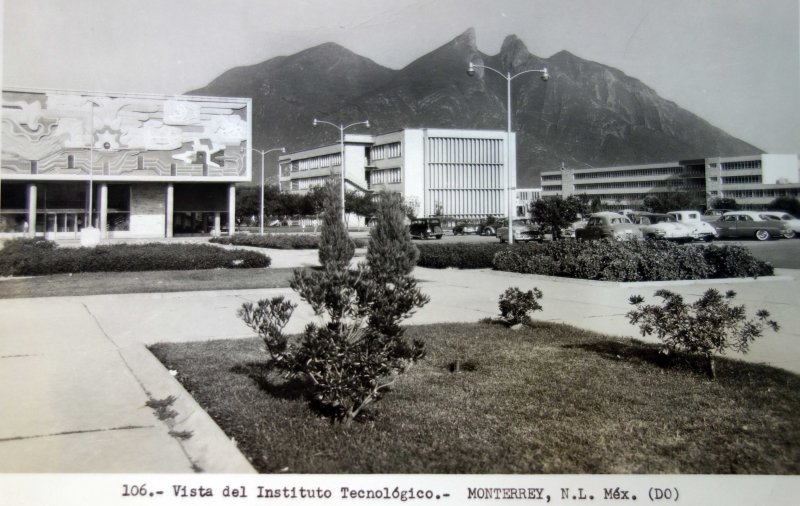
252;147;285;235
312;118;370;225
467;61;549;244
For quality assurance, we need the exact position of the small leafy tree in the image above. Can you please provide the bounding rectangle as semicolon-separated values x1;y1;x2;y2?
767;196;800;216
239;184;428;424
627;289;779;379
498;287;543;326
530;195;587;240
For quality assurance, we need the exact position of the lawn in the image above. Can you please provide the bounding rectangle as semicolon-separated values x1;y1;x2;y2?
0;268;295;298
149;322;800;474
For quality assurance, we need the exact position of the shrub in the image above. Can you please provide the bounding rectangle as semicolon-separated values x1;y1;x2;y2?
416;242;508;269
701;244;773;278
627;289;779;379
239;186;428;424
210;233;368;250
492;240;768;282
498;287;543;326
0;238;270;276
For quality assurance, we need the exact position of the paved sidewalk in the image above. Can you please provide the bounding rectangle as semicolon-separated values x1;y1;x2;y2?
0;255;798;473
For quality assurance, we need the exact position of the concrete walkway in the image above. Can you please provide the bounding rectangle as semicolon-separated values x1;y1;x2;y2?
1;248;798;473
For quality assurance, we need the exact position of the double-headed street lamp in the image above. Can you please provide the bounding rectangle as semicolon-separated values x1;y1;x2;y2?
312;118;370;224
467;61;549;244
252;146;285;235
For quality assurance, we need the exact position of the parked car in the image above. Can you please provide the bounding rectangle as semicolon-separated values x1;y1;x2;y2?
409;218;443;239
452;220;480;235
667;210;718;242
630;212;696;242
478;219;500;236
560;217;588;240
575;212;643;241
713;211;794;240
496;219;541;243
761;211;800;236
701;209;733;222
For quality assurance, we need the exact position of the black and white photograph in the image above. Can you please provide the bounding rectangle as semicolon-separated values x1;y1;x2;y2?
1;0;799;504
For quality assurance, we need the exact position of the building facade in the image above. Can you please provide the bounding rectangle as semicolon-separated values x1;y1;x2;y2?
540;154;799;210
279;128;514;220
1;88;251;238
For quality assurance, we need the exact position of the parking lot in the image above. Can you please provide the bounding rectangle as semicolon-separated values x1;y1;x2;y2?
412;230;800;269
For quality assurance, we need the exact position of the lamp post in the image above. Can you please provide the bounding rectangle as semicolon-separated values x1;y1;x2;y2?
252;147;285;235
312;118;370;225
467;61;549;244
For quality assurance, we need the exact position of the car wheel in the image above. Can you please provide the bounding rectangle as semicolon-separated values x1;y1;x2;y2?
485;228;494;236
755;229;771;241
435;235;442;240
783;230;796;239
703;235;714;242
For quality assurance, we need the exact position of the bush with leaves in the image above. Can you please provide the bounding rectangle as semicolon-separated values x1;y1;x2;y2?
498;287;543;326
627;289;779;379
239;185;428;424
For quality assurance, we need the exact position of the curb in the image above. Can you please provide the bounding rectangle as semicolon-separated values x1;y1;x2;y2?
118;344;257;474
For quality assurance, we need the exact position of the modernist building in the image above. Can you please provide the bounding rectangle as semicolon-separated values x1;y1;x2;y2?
540;154;800;210
1;88;251;238
279;128;515;220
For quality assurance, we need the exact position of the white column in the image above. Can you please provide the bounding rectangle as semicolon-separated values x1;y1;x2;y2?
227;183;236;236
214;212;221;236
99;183;108;238
26;184;37;237
165;183;174;238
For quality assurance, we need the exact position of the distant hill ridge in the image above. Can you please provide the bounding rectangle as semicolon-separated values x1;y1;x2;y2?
190;28;760;186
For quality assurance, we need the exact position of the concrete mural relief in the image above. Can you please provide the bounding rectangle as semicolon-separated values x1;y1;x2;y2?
1;90;250;178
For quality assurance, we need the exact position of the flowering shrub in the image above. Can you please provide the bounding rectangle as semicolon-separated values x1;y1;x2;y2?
498;287;543;326
0;238;270;276
627;289;779;379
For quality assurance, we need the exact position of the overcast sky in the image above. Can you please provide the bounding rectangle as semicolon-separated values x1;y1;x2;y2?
2;0;799;155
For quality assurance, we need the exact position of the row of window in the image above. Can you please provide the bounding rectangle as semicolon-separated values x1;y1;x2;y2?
574;180;700;191
368;168;402;187
725;188;800;198
721;160;761;171
290;175;332;191
541;174;563;182
294;153;341;172
428;164;504;190
572;167;684;180
427;138;504;164
369;142;401;161
721;175;762;184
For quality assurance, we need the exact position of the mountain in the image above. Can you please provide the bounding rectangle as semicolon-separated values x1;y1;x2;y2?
189;28;760;187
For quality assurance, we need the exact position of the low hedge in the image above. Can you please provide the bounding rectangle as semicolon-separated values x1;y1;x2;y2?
211;233;369;250
414;240;773;281
416;242;508;269
0;238;270;276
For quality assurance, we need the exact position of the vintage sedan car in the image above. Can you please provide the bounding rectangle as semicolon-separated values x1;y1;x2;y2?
409;218;443;239
630;212;696;242
667;210;718;242
496;219;541;243
575;212;643;241
713;211;793;240
452;221;480;235
762;211;800;236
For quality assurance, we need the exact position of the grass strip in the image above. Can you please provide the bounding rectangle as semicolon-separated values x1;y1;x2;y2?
150;322;800;474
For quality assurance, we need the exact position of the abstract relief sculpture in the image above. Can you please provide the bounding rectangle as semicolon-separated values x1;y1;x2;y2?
1;89;251;179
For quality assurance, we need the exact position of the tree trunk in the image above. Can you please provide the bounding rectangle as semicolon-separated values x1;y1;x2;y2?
706;354;717;380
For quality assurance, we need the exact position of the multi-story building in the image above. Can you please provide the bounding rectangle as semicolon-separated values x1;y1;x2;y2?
514;188;542;218
1;88;251;238
279;128;514;220
540;154;799;210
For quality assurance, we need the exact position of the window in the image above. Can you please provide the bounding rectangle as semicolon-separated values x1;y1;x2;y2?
370;142;401;161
